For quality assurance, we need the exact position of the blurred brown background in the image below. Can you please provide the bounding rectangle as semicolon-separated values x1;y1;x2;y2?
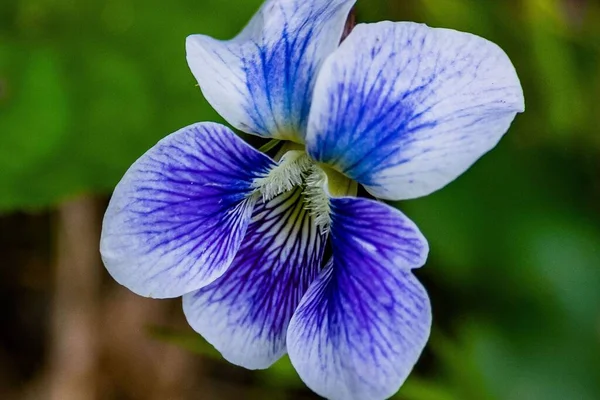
1;0;600;399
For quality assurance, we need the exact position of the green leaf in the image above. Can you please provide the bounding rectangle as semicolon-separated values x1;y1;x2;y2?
0;42;71;209
147;326;221;358
149;326;304;389
396;377;460;400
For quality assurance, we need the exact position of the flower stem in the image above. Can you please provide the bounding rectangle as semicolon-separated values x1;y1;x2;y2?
258;139;280;153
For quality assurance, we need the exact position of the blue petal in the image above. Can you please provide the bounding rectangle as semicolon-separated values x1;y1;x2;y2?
186;0;356;142
306;22;525;200
100;123;275;299
182;187;326;369
326;197;429;269
287;198;431;400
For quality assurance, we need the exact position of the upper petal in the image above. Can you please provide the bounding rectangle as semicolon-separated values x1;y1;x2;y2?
186;0;356;141
100;122;275;299
306;22;524;200
287;198;431;400
183;187;325;369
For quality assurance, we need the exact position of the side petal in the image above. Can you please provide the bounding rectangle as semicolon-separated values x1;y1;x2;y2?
326;197;429;269
183;188;325;369
100;122;275;299
287;198;431;400
186;0;356;141
306;21;525;200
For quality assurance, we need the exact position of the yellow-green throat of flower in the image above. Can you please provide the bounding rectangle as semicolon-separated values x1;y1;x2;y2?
253;149;358;233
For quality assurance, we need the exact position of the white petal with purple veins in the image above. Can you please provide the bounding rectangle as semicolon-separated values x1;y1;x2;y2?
186;0;356;141
324;197;429;269
100;123;275;299
307;22;524;200
287;198;431;400
183;188;325;368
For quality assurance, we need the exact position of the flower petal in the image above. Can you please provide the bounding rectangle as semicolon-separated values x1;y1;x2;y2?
186;0;356;141
306;22;525;200
287;198;431;400
326;197;429;269
100;122;275;299
183;188;326;369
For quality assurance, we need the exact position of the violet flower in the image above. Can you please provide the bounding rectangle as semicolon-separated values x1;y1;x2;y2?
101;1;524;399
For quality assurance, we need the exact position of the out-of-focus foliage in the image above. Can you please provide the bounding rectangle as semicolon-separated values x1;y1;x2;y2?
0;0;264;210
1;0;599;399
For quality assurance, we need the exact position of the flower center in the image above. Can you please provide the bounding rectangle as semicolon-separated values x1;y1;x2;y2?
253;149;357;233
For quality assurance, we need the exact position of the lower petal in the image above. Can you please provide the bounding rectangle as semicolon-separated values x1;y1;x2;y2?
287;198;431;400
183;188;326;369
100;122;275;299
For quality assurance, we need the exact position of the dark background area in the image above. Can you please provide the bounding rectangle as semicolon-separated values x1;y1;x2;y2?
1;0;599;399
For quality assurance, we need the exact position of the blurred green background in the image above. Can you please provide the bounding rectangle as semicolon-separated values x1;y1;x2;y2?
1;0;599;399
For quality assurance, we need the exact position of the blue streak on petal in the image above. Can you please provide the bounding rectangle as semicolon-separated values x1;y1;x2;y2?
328;197;429;269
306;22;525;200
183;187;326;369
287;198;431;400
100;122;275;299
186;0;356;141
